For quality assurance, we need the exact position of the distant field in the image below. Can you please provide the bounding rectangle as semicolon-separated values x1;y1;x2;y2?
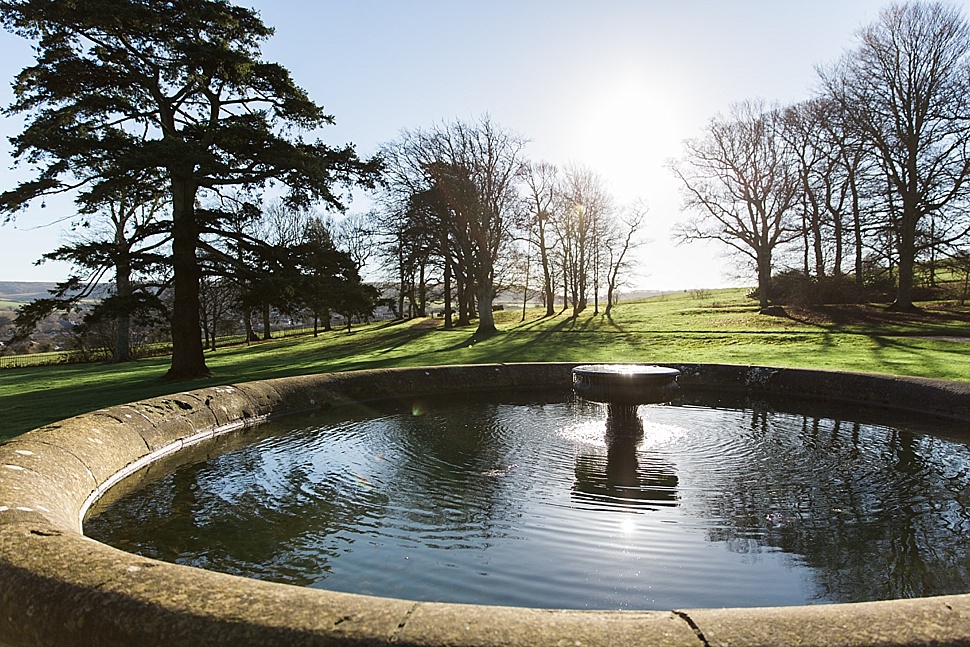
3;287;970;440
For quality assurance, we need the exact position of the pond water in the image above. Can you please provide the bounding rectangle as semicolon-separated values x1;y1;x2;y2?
85;390;970;610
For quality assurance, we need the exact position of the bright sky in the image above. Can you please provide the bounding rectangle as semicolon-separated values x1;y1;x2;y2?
0;0;957;291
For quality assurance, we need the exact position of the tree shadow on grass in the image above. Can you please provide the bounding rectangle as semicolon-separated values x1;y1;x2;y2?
515;312;622;334
864;335;960;377
780;303;970;336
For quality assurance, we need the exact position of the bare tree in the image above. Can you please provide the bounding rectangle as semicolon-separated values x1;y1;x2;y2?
334;211;378;274
199;276;240;351
379;115;527;334
671;100;801;311
604;200;648;318
819;1;970;310
782;99;837;279
521;161;560;317
553;164;614;317
816;98;877;289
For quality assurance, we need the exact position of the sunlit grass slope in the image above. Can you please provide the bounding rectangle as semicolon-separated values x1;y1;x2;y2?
3;287;969;440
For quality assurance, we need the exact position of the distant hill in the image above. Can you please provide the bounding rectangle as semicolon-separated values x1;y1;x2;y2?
0;282;57;305
0;282;116;307
0;282;677;308
618;289;671;301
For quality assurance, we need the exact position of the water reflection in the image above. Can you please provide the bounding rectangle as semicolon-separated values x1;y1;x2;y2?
85;391;970;610
682;401;970;603
572;409;679;509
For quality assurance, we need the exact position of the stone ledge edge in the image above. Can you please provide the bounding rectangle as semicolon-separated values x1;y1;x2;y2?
0;362;969;646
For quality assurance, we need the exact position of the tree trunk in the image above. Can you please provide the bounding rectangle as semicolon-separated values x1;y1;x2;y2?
475;282;497;335
801;210;810;276
561;271;569;314
849;164;865;288
538;222;555;317
456;273;470;326
593;237;600;316
577;244;588;316
812;211;825;280
417;262;427;317
605;283;616;318
757;251;773;312
397;238;407;320
261;303;272;340
112;258;133;363
890;210;918;311
165;177;209;380
443;233;453;330
832;212;844;278
521;254;530;322
244;310;257;343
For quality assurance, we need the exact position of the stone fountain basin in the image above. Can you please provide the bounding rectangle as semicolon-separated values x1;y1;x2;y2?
2;363;970;646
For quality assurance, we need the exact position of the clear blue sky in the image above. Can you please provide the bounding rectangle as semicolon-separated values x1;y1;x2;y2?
0;1;955;290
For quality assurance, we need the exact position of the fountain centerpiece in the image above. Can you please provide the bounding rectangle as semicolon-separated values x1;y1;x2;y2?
572;364;680;428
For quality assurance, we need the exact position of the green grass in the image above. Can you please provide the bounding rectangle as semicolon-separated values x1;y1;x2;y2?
3;288;970;440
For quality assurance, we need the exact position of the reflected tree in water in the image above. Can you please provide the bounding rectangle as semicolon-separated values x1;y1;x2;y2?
691;405;970;602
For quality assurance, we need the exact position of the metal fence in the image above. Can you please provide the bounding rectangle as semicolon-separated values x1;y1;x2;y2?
0;350;101;370
0;325;321;370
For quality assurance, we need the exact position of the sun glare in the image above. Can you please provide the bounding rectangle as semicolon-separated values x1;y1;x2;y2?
570;65;691;202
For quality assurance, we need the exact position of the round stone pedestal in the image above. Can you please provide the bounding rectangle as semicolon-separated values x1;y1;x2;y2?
572;364;680;407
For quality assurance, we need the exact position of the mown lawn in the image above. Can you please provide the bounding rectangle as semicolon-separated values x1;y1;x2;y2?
3;288;969;440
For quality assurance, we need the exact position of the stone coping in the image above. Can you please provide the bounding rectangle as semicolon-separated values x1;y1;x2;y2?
1;363;970;646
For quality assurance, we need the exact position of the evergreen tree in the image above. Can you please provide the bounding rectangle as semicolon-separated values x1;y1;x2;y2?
0;0;379;377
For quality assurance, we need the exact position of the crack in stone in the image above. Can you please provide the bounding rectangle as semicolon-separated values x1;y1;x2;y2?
674;611;710;647
389;603;419;643
28;528;61;537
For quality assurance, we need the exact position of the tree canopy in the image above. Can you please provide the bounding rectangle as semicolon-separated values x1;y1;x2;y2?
0;0;379;377
672;101;800;311
670;2;970;310
820;1;970;310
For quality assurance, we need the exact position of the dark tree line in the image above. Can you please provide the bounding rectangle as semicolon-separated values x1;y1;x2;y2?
673;1;970;312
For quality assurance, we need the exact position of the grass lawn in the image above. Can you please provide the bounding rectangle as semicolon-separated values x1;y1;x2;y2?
3;287;969;440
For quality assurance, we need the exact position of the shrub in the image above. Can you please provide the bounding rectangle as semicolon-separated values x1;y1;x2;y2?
754;270;866;306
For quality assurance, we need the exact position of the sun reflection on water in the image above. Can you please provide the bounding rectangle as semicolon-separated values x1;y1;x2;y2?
556;413;687;450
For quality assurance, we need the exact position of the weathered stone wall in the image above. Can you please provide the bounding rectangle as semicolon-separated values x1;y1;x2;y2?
1;363;969;646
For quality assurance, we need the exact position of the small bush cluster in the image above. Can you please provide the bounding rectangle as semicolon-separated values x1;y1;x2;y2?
749;270;868;306
769;271;865;306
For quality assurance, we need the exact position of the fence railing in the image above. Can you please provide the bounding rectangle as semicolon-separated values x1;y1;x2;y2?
0;349;107;369
0;325;321;370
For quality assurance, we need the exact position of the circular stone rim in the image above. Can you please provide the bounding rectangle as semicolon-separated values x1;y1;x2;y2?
2;362;970;646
